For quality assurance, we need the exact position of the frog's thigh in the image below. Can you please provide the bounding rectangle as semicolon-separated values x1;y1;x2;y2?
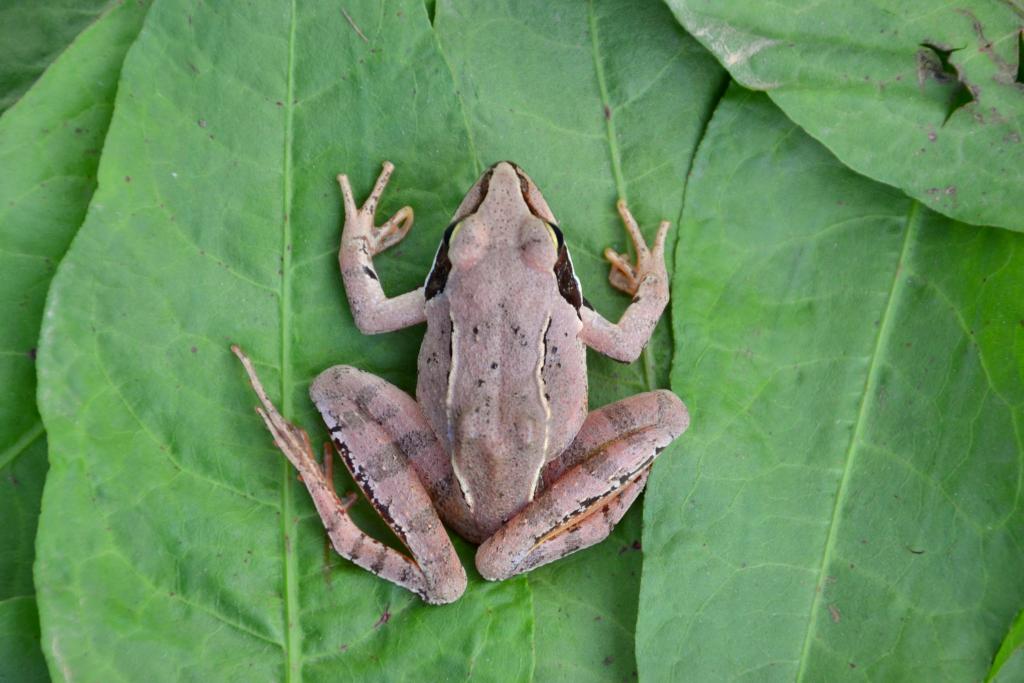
311;365;466;604
475;390;688;581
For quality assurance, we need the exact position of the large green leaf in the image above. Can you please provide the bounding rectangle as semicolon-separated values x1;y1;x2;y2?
664;0;1024;232
0;0;115;113
639;85;1024;680
0;1;151;681
33;0;723;679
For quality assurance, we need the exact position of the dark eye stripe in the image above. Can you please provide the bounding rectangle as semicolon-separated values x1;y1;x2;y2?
550;223;583;315
424;221;457;300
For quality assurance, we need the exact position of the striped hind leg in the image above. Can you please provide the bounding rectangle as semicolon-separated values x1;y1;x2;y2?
233;346;465;604
475;390;689;580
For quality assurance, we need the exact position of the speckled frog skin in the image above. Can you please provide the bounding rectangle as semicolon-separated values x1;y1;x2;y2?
233;161;689;604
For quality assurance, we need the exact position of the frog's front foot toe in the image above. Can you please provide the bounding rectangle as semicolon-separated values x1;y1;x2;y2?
337;162;414;257
369;205;414;256
605;199;671;296
604;246;640;294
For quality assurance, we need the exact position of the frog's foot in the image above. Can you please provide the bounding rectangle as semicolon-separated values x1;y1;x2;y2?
337;161;414;257
475;390;689;581
231;345;323;478
603;199;670;296
232;345;465;604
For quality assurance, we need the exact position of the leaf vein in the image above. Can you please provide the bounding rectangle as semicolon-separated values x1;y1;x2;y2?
794;200;920;681
0;421;45;472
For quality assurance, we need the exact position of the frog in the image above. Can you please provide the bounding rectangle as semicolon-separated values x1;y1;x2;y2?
232;160;689;604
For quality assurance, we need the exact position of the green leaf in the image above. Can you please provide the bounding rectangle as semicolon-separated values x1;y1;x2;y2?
639;85;1024;680
992;651;1024;683
0;1;151;680
663;0;1024;232
0;0;116;113
34;0;723;679
0;595;45;683
990;609;1024;682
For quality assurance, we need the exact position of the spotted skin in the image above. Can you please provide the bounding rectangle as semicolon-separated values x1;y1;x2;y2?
232;161;689;603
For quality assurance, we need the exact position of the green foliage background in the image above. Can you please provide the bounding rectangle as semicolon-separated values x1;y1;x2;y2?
0;0;1021;681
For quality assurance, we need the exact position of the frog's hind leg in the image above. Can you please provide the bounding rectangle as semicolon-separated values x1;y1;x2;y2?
475;390;688;581
232;346;465;604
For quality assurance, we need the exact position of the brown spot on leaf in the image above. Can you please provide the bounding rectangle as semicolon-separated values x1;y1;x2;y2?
957;9;1017;81
828;604;841;623
373;609;391;628
925;186;958;205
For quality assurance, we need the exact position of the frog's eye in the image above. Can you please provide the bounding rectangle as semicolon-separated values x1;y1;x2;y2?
449;218;487;269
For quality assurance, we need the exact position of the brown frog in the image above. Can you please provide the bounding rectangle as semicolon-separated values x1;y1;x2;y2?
233;161;689;603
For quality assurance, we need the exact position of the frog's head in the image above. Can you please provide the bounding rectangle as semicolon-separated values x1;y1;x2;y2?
450;161;558;227
426;162;581;311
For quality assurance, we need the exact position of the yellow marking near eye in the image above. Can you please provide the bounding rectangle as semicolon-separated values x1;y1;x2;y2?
450;220;464;242
545;224;558;248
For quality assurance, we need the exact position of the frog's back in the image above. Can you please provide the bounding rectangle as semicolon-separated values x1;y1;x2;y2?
414;161;589;536
416;265;586;536
417;268;587;454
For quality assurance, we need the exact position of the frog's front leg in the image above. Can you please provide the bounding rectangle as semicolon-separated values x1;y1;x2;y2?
337;161;425;334
581;200;672;362
475;390;689;580
232;346;466;604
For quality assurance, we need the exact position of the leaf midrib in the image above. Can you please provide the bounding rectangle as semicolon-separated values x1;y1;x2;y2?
794;200;920;680
279;0;301;679
585;0;660;395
